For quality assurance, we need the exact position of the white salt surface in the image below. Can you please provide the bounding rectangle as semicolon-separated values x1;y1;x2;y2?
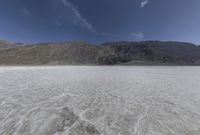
0;66;200;135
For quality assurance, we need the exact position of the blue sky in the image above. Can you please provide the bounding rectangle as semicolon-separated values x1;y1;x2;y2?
0;0;200;44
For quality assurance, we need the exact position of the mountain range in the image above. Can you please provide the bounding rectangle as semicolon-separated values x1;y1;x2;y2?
0;40;200;65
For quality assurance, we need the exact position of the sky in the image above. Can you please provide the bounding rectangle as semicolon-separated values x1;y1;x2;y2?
0;0;200;44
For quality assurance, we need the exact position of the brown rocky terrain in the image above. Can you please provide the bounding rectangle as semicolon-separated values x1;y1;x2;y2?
0;40;200;65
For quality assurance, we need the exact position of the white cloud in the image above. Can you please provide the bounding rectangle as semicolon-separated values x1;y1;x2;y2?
61;0;96;33
100;32;121;37
98;32;144;40
140;0;150;8
131;32;144;39
60;0;144;40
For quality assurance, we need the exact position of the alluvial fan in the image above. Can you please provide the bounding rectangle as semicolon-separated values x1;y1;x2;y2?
0;66;200;135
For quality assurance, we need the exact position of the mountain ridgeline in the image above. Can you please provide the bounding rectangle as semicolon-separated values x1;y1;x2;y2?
0;40;200;65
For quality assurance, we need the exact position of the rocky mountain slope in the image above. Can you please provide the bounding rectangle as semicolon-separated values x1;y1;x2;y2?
0;40;199;65
0;41;113;65
0;40;17;50
102;41;200;65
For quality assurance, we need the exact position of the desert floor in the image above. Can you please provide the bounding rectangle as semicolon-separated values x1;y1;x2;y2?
0;66;200;135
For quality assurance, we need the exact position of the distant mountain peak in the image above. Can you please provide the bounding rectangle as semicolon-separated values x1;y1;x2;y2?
0;40;199;65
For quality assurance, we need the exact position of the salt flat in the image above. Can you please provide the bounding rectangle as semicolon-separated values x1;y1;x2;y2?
0;66;200;135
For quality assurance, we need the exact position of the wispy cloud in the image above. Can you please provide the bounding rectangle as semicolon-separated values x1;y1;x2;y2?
131;32;144;39
54;22;62;27
61;0;96;32
140;0;150;8
99;32;144;39
100;32;121;37
22;9;30;15
61;0;143;40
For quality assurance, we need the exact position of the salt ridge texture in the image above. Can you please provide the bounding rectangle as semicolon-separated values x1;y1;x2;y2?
0;66;200;135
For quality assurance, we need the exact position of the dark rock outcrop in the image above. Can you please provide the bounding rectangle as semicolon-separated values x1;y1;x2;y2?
102;41;200;65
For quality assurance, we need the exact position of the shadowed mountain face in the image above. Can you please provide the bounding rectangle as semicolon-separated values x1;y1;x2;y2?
0;40;200;65
102;41;200;65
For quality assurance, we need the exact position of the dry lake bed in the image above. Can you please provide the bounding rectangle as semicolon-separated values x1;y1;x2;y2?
0;66;200;135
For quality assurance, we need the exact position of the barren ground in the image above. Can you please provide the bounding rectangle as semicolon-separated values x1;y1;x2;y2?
0;66;200;135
